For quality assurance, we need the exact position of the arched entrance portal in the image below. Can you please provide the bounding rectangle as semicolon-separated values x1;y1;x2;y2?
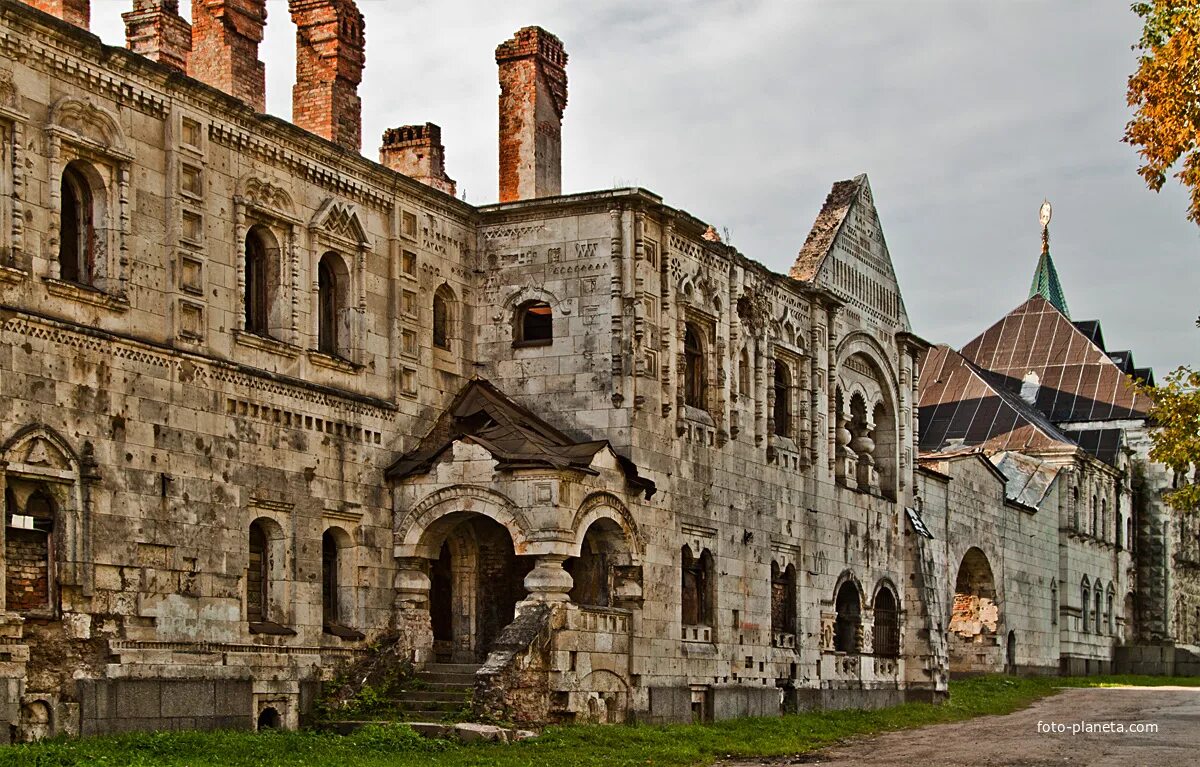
426;514;534;663
949;547;1001;674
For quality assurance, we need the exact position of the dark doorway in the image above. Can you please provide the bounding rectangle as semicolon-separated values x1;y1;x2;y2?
431;542;453;649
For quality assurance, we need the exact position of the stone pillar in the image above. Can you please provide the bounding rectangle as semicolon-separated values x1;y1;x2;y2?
123;1;192;73
379;124;457;196
189;0;267;112
496;26;567;202
27;0;89;28
522;554;573;603
393;558;433;664
289;0;365;152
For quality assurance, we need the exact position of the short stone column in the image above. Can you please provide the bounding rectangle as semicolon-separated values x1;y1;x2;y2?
393;558;433;664
522;554;573;603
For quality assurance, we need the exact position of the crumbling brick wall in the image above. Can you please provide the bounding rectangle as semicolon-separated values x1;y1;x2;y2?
5;529;50;612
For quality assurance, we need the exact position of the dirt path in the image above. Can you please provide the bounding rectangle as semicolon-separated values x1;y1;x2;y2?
723;687;1200;767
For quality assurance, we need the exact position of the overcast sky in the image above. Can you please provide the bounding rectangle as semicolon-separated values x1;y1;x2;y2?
91;1;1198;373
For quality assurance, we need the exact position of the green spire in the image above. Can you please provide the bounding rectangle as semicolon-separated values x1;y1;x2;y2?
1029;200;1069;317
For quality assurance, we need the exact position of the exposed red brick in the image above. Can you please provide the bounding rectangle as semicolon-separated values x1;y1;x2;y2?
289;0;365;152
123;1;192;73
380;123;457;197
26;0;89;28
496;26;567;203
188;0;267;112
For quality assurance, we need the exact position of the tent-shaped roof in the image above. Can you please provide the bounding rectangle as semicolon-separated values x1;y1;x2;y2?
1029;249;1070;318
385;379;655;498
959;295;1151;424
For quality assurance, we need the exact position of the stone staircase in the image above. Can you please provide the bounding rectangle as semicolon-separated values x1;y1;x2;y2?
390;663;479;722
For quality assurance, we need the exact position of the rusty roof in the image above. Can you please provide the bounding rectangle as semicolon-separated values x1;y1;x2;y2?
385;379;655;498
959;295;1151;424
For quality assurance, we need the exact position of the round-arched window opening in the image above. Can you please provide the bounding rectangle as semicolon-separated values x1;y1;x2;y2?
515;300;553;345
257;707;281;731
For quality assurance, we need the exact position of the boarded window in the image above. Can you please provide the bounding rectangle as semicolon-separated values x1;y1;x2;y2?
247;521;268;623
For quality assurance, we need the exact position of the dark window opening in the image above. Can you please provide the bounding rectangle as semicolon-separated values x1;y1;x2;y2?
770;562;797;639
681;545;714;629
516;300;553;345
321;530;338;627
873;587;899;657
773;361;792;438
59;162;95;285
247;521;268;624
433;288;452;350
684;324;706;409
834;581;861;653
244;228;271;336
257;707;280;730
317;255;339;355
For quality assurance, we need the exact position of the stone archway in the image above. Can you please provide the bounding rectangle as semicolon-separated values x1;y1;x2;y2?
949;547;1001;674
423;513;534;664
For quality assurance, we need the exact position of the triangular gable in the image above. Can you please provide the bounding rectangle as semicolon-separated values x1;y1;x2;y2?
958;296;1151;424
790;174;909;330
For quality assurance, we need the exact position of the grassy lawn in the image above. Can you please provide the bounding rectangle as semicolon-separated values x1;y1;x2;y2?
4;675;1198;767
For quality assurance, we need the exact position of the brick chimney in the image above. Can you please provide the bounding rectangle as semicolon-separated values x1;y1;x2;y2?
289;0;365;152
496;26;568;202
124;1;192;73
188;0;267;112
26;1;90;28
380;124;457;197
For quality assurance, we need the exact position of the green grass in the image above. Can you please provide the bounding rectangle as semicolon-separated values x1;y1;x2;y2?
5;675;1198;767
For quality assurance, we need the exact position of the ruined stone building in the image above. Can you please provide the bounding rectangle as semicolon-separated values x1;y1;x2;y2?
917;217;1197;677
0;0;1185;743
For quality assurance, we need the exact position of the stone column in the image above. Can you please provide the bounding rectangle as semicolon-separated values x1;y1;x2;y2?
393;557;433;664
522;554;573;603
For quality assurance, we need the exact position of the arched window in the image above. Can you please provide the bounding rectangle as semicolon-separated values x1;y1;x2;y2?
317;252;351;358
244;225;278;337
1072;487;1080;531
770;561;796;642
514;300;553;345
1095;584;1103;635
1127;516;1135;553
773;361;792;438
684;324;706;409
873;585;900;658
5;489;56;615
59;161;97;286
322;529;340;627
1090;495;1098;538
246;518;292;634
834;580;861;653
1116;510;1124;549
1081;577;1090;633
681;545;714;630
433;285;454;350
1100;499;1107;542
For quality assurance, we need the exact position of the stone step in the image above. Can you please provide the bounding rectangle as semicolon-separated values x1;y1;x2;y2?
389;689;471;702
422;663;481;674
416;671;477;685
400;710;457;722
413;681;475;694
391;698;467;713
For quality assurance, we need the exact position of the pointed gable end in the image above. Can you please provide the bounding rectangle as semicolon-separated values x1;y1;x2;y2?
790;174;908;329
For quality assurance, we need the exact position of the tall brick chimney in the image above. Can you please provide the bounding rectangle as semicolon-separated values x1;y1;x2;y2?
27;0;90;28
189;0;267;112
380;124;457;197
289;0;365;152
124;1;192;73
496;26;568;202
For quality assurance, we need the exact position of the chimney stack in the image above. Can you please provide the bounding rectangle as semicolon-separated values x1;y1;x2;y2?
124;1;192;73
289;0;365;152
380;124;457;197
27;1;90;29
496;26;568;202
188;0;267;112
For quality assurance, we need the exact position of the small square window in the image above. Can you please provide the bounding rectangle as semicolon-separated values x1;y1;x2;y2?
401;211;418;238
401;251;417;276
182;210;203;243
645;239;659;269
181;118;202;148
401;289;417;317
400;367;418;397
179;255;203;294
181;164;202;197
401;328;418;357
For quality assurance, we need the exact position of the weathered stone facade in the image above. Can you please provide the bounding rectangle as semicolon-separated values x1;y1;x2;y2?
0;0;1186;743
